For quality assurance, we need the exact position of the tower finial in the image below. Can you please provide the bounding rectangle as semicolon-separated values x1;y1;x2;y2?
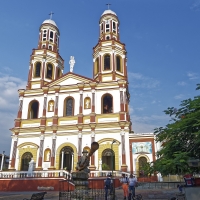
49;11;54;20
106;3;111;9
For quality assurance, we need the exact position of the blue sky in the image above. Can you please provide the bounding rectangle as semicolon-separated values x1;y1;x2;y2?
0;0;200;155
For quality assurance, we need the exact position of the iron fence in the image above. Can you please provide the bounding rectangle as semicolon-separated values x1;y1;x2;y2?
59;178;116;200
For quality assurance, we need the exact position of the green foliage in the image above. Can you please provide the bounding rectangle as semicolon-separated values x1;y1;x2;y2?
140;162;155;176
102;163;110;170
154;84;200;176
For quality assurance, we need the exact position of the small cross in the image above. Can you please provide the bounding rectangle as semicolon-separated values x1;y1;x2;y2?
106;3;111;9
49;11;54;20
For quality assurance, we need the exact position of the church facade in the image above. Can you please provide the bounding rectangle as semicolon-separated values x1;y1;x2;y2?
9;9;159;174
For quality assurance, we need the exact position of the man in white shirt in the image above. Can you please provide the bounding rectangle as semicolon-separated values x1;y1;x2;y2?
128;174;137;199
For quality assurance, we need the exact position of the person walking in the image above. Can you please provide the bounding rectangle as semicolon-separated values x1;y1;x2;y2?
128;174;137;199
104;174;113;200
120;173;129;200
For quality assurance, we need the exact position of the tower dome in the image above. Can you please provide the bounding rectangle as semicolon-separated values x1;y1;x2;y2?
101;9;117;16
42;19;58;28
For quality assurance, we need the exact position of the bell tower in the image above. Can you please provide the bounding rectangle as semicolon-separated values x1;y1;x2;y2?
27;15;64;89
93;9;128;82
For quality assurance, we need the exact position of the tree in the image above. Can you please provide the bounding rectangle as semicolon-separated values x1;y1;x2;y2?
154;84;200;175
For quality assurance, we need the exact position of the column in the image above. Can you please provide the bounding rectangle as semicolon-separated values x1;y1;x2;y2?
78;87;83;124
61;151;64;170
41;59;46;86
36;134;45;170
9;135;18;170
112;50;116;80
78;131;82;160
71;153;74;171
53;87;60;127
49;132;57;169
89;130;96;170
120;129;128;172
90;89;96;123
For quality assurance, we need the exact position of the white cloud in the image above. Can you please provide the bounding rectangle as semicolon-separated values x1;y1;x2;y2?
128;72;159;89
178;81;187;86
131;114;170;133
174;94;184;100
0;72;26;154
187;72;198;80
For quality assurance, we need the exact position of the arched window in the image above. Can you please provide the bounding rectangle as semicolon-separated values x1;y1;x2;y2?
102;149;115;170
21;152;33;171
102;94;113;113
43;30;47;41
106;36;110;40
34;62;41;77
28;100;39;119
64;97;74;116
46;63;53;79
106;22;110;32
101;23;103;33
139;157;147;177
113;21;116;33
50;31;54;42
60;146;74;171
116;56;121;72
104;54;110;70
94;58;99;75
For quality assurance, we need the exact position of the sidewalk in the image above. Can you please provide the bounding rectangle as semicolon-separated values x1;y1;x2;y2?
0;187;199;199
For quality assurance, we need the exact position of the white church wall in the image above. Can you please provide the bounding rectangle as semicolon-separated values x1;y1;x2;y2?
21;96;44;119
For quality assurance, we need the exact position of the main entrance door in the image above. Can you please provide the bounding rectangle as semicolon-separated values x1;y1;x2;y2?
102;149;115;170
60;146;74;171
21;152;33;171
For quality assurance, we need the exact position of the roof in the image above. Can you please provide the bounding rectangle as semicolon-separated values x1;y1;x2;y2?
42;19;58;28
101;9;117;16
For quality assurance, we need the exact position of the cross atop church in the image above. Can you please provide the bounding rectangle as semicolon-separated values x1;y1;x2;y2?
106;3;111;9
49;12;54;20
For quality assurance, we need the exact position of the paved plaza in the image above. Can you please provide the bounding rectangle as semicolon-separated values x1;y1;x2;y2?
0;184;200;200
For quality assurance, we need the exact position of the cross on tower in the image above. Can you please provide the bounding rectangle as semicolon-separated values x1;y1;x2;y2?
49;11;54;20
106;3;111;9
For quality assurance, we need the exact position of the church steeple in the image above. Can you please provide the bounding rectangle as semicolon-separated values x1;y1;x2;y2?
27;16;64;89
93;9;127;82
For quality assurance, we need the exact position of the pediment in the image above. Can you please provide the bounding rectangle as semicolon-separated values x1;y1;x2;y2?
46;72;95;87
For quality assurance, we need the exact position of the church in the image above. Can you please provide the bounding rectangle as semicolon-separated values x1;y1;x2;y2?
9;9;160;175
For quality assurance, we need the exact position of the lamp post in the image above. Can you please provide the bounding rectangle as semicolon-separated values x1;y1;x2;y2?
111;140;116;176
0;151;5;171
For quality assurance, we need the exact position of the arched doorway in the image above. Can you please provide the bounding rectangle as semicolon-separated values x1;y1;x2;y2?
102;149;115;170
60;146;74;171
21;152;33;171
139;156;147;177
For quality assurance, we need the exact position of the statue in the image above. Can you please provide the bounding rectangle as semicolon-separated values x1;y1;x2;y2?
69;56;75;72
49;102;54;112
46;151;50;161
76;142;99;174
76;150;90;173
28;158;35;172
85;99;90;109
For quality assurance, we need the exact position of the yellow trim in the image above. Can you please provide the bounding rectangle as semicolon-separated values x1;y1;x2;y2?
55;143;78;170
98;141;119;170
135;155;150;176
18;142;39;170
